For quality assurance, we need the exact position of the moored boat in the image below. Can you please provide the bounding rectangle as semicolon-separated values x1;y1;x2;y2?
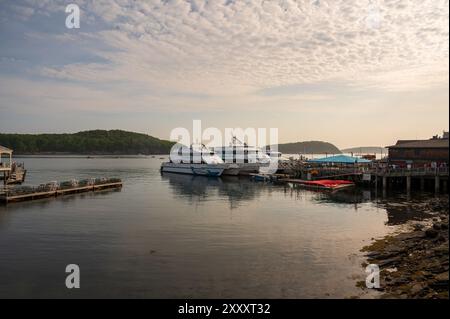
213;136;270;175
283;179;355;191
302;179;355;190
161;162;227;176
161;144;236;177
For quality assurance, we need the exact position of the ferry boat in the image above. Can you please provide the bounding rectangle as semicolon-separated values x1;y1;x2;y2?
161;144;234;177
266;150;289;162
213;137;271;175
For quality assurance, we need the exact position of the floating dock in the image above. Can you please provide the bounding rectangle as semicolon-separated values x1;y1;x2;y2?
0;178;122;204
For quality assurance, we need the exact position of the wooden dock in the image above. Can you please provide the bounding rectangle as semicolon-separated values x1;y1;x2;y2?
276;159;448;189
0;180;122;204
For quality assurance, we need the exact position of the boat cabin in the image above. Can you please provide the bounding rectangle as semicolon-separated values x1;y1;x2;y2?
213;145;270;164
213;137;270;164
170;144;224;165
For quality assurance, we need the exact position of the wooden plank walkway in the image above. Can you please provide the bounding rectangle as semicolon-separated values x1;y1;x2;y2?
0;182;122;204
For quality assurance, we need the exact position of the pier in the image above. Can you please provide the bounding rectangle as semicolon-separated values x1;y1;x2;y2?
373;167;448;194
275;160;448;194
0;178;123;204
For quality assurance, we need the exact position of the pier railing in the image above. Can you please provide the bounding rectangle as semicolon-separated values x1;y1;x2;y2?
0;163;11;171
277;160;449;178
370;166;449;177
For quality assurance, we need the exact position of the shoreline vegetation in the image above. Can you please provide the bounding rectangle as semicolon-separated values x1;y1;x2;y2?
359;197;449;299
340;146;388;154
0;130;175;155
12;154;169;158
271;141;341;154
1;130;375;156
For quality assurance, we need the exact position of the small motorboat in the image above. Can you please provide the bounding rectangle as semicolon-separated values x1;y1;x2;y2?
249;173;272;182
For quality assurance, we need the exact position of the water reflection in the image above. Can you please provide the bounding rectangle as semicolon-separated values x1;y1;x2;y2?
161;172;441;227
311;188;439;226
161;173;269;209
375;192;438;225
0;157;442;298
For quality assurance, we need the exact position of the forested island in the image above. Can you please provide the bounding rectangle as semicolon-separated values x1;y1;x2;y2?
340;146;387;154
0;130;175;155
270;141;341;154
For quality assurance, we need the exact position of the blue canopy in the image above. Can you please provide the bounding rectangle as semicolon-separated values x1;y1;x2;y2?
307;154;371;164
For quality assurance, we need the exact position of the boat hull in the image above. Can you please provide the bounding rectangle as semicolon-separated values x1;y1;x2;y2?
222;167;240;176
161;162;226;177
230;163;261;175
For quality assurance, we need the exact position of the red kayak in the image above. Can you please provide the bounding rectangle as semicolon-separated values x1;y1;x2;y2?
295;179;355;191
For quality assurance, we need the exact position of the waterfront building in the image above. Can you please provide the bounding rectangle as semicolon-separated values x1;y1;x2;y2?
387;132;449;167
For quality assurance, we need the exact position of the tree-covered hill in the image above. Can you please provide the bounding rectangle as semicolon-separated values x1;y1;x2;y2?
0;130;175;155
340;146;387;154
269;141;342;154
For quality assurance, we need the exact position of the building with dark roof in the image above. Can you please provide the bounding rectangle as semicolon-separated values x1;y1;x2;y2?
387;133;449;166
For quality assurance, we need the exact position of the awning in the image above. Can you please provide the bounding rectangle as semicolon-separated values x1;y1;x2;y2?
0;145;13;154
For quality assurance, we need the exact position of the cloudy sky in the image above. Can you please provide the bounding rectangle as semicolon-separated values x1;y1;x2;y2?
0;0;448;148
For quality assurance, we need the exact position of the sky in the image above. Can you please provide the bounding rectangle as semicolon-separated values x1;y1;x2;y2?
0;0;448;149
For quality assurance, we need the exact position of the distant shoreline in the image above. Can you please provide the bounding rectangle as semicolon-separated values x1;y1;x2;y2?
13;153;169;159
12;152;365;158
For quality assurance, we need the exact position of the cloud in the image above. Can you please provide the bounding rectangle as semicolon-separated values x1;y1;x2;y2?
9;4;35;20
0;0;448;141
20;0;446;95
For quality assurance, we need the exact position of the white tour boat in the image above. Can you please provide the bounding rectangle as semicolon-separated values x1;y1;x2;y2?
161;144;235;177
213;137;271;175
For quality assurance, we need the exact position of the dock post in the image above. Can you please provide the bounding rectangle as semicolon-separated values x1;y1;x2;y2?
382;176;387;191
406;175;411;194
374;165;378;190
443;180;448;193
435;176;440;193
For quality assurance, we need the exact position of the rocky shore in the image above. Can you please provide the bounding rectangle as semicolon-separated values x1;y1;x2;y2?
360;197;449;299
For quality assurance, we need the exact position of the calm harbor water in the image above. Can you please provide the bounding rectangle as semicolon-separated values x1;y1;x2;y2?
0;157;432;298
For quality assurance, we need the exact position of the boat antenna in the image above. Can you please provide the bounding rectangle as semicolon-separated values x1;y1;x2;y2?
232;135;247;147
